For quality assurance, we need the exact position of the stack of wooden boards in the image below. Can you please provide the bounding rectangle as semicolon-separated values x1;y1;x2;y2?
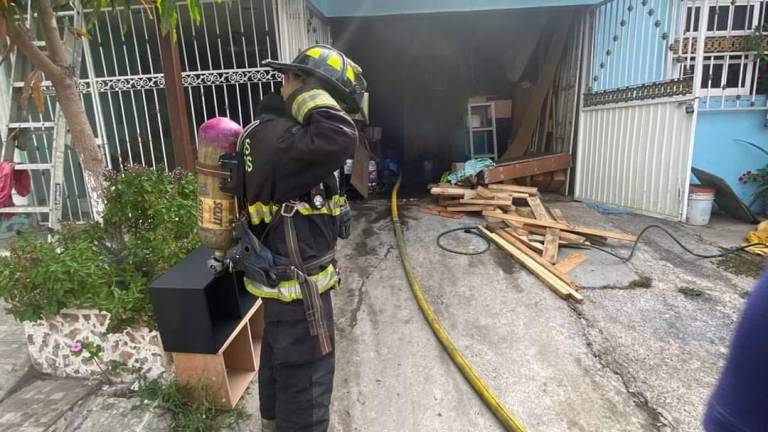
424;184;638;303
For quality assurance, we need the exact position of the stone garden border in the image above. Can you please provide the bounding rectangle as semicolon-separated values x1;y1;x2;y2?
24;309;170;382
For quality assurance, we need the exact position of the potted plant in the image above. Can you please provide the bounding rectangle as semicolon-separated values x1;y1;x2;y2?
738;166;768;213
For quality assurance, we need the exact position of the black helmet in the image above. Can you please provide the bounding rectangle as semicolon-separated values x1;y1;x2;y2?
263;45;367;115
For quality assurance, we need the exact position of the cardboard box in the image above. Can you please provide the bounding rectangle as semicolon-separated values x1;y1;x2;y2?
492;99;512;118
467;96;512;118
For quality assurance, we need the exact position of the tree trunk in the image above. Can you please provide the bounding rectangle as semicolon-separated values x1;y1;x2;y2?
6;3;107;220
51;74;106;219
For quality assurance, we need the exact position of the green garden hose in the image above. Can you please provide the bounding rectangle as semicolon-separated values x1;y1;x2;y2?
390;176;526;432
436;226;491;255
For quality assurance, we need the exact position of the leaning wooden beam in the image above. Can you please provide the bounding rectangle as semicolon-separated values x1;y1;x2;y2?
527;196;559;264
554;254;587;273
494;228;580;294
542;229;560;264
482;212;637;242
501;17;573;160
478;226;570;300
526;196;551;220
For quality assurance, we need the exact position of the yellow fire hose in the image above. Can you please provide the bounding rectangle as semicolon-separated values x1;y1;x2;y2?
389;176;527;432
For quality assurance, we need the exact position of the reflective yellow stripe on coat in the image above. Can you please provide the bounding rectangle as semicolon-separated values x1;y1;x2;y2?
244;264;338;302
248;195;348;226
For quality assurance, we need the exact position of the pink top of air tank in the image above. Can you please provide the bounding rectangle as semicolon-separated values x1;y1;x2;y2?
198;117;243;152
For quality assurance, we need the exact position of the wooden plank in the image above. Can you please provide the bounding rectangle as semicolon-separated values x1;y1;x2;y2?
525;196;558;263
476;186;496;199
501;18;573;160
502;221;529;236
516;207;536;219
351;139;371;198
507;229;545;252
550;169;567;192
480;227;583;302
430;187;471;197
447;206;485;212
526;196;551;221
543;228;560;264
528;234;574;246
481;211;637;242
483;153;572;184
478;227;569;300
488;184;540;195
493;228;582;301
554;254;587;273
523;224;588;244
549;208;568;224
583;234;608;245
531;172;553;192
438;198;462;206
460;199;514;208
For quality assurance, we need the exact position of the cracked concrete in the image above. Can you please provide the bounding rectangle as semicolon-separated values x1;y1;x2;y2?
0;198;757;431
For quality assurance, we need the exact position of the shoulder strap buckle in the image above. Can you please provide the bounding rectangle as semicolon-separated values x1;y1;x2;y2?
281;201;299;217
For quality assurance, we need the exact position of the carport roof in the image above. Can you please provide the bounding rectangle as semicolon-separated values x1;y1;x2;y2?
309;0;599;17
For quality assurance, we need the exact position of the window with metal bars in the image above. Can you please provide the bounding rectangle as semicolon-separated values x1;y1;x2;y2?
678;0;768;96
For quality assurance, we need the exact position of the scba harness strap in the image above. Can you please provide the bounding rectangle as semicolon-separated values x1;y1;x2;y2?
281;201;334;355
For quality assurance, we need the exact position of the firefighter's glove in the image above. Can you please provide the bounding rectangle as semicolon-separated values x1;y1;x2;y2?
286;84;341;124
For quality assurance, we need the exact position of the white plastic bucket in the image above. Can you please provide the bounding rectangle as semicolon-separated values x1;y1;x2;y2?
686;186;716;226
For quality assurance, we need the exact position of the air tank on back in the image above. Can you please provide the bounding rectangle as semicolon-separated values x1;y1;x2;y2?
196;117;243;256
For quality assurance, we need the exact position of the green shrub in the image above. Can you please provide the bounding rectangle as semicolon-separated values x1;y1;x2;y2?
136;377;246;432
0;167;200;331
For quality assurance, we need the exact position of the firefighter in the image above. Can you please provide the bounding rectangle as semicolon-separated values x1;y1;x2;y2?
238;45;365;432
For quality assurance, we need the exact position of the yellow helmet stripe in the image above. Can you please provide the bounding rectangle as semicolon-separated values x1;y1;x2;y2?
346;66;355;83
326;52;342;71
305;47;323;59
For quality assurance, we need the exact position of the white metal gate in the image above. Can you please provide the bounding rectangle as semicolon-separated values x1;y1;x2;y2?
82;0;284;169
575;0;713;220
577;97;696;219
2;0;332;233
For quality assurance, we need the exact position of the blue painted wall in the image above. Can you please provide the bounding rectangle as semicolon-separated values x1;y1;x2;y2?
692;110;768;213
309;0;599;17
591;0;674;91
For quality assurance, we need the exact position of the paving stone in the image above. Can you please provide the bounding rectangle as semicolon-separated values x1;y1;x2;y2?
0;378;96;432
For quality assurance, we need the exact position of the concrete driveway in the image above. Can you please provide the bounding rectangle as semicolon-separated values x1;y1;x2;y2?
328;198;757;432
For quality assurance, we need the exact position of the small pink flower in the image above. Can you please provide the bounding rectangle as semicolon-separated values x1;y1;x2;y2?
70;342;82;352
